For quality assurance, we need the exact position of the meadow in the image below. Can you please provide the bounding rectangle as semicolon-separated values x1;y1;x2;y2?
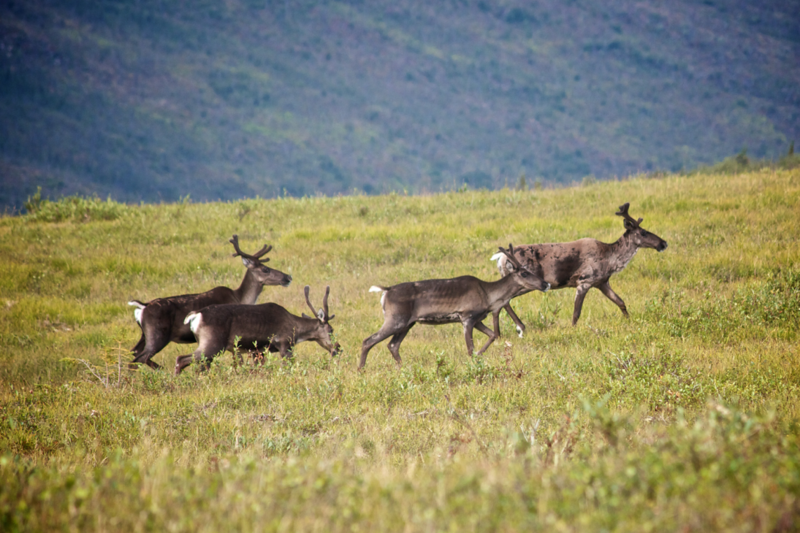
1;169;799;531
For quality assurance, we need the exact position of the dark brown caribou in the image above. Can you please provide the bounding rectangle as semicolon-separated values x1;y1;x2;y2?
492;202;667;333
358;245;550;369
128;235;292;369
175;285;340;374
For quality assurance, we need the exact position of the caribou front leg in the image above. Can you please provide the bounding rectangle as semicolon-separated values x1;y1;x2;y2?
598;280;629;318
474;312;501;355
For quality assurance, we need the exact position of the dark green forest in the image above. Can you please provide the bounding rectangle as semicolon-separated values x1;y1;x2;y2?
1;0;798;207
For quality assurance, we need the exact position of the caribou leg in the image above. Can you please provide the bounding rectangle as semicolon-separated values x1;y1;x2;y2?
474;315;499;355
387;324;414;366
360;322;407;369
598;281;629;318
502;303;526;337
175;354;193;375
572;284;591;325
130;322;171;370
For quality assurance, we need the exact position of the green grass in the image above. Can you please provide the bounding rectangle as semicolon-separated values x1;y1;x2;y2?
1;169;799;531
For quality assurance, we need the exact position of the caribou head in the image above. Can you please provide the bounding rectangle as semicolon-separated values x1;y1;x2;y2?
301;285;341;357
616;203;668;252
230;234;293;287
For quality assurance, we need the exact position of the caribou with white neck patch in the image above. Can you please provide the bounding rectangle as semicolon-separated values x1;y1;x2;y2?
175;285;340;374
359;245;550;369
492;202;667;333
128;235;292;369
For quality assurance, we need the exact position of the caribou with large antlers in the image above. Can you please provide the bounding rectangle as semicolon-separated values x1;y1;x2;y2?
128;235;292;369
359;245;550;369
175;285;340;374
492;202;667;332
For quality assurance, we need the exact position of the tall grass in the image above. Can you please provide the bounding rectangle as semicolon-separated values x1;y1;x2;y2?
1;169;799;531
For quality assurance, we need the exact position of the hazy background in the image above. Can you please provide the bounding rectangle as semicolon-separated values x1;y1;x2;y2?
1;0;798;208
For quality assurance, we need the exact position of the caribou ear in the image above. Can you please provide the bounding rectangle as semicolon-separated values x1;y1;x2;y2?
242;257;258;269
317;309;325;321
623;218;637;231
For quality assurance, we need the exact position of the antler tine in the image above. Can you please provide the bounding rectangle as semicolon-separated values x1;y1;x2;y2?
303;285;317;317
615;202;642;227
229;234;244;257
499;243;522;269
252;244;272;260
322;285;330;319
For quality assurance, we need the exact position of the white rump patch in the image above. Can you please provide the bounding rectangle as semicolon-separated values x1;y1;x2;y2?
490;252;508;273
184;312;203;334
128;301;145;325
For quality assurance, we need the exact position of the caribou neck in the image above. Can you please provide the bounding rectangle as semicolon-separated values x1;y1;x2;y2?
232;270;264;304
483;274;528;306
609;231;640;272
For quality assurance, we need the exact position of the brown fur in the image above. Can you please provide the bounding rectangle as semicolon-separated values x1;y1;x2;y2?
129;235;292;370
494;203;667;330
359;245;549;369
175;286;339;374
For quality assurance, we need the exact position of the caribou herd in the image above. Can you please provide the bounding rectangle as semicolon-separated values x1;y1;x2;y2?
127;203;667;373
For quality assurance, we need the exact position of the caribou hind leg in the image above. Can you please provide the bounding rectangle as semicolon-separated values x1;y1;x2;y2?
130;322;171;370
360;322;408;369
130;333;147;361
502;303;526;337
387;324;414;366
571;284;591;325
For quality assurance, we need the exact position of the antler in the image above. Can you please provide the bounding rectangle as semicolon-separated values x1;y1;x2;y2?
322;285;333;320
229;234;271;262
498;243;523;269
304;285;318;317
251;244;272;260
615;203;643;227
304;285;334;321
230;235;243;257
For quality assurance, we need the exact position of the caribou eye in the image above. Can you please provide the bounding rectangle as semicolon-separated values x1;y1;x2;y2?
520;271;529;277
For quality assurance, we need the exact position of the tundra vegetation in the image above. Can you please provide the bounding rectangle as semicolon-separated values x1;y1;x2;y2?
1;169;799;531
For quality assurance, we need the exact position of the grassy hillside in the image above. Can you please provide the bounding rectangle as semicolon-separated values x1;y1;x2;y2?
1;0;799;208
1;170;799;530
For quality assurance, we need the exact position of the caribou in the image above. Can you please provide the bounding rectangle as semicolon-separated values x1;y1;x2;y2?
175;285;340;374
128;235;292;369
492;202;667;333
358;245;550;369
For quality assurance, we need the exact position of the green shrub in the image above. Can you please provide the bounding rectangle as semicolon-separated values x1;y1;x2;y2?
23;190;129;222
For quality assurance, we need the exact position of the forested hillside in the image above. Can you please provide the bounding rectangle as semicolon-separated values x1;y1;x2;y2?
1;0;798;207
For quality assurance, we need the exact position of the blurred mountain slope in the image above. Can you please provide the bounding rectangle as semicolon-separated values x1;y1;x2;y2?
1;0;798;207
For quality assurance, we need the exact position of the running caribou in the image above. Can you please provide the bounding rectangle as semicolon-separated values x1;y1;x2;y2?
359;244;550;369
129;235;292;369
492;202;667;333
175;285;340;374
